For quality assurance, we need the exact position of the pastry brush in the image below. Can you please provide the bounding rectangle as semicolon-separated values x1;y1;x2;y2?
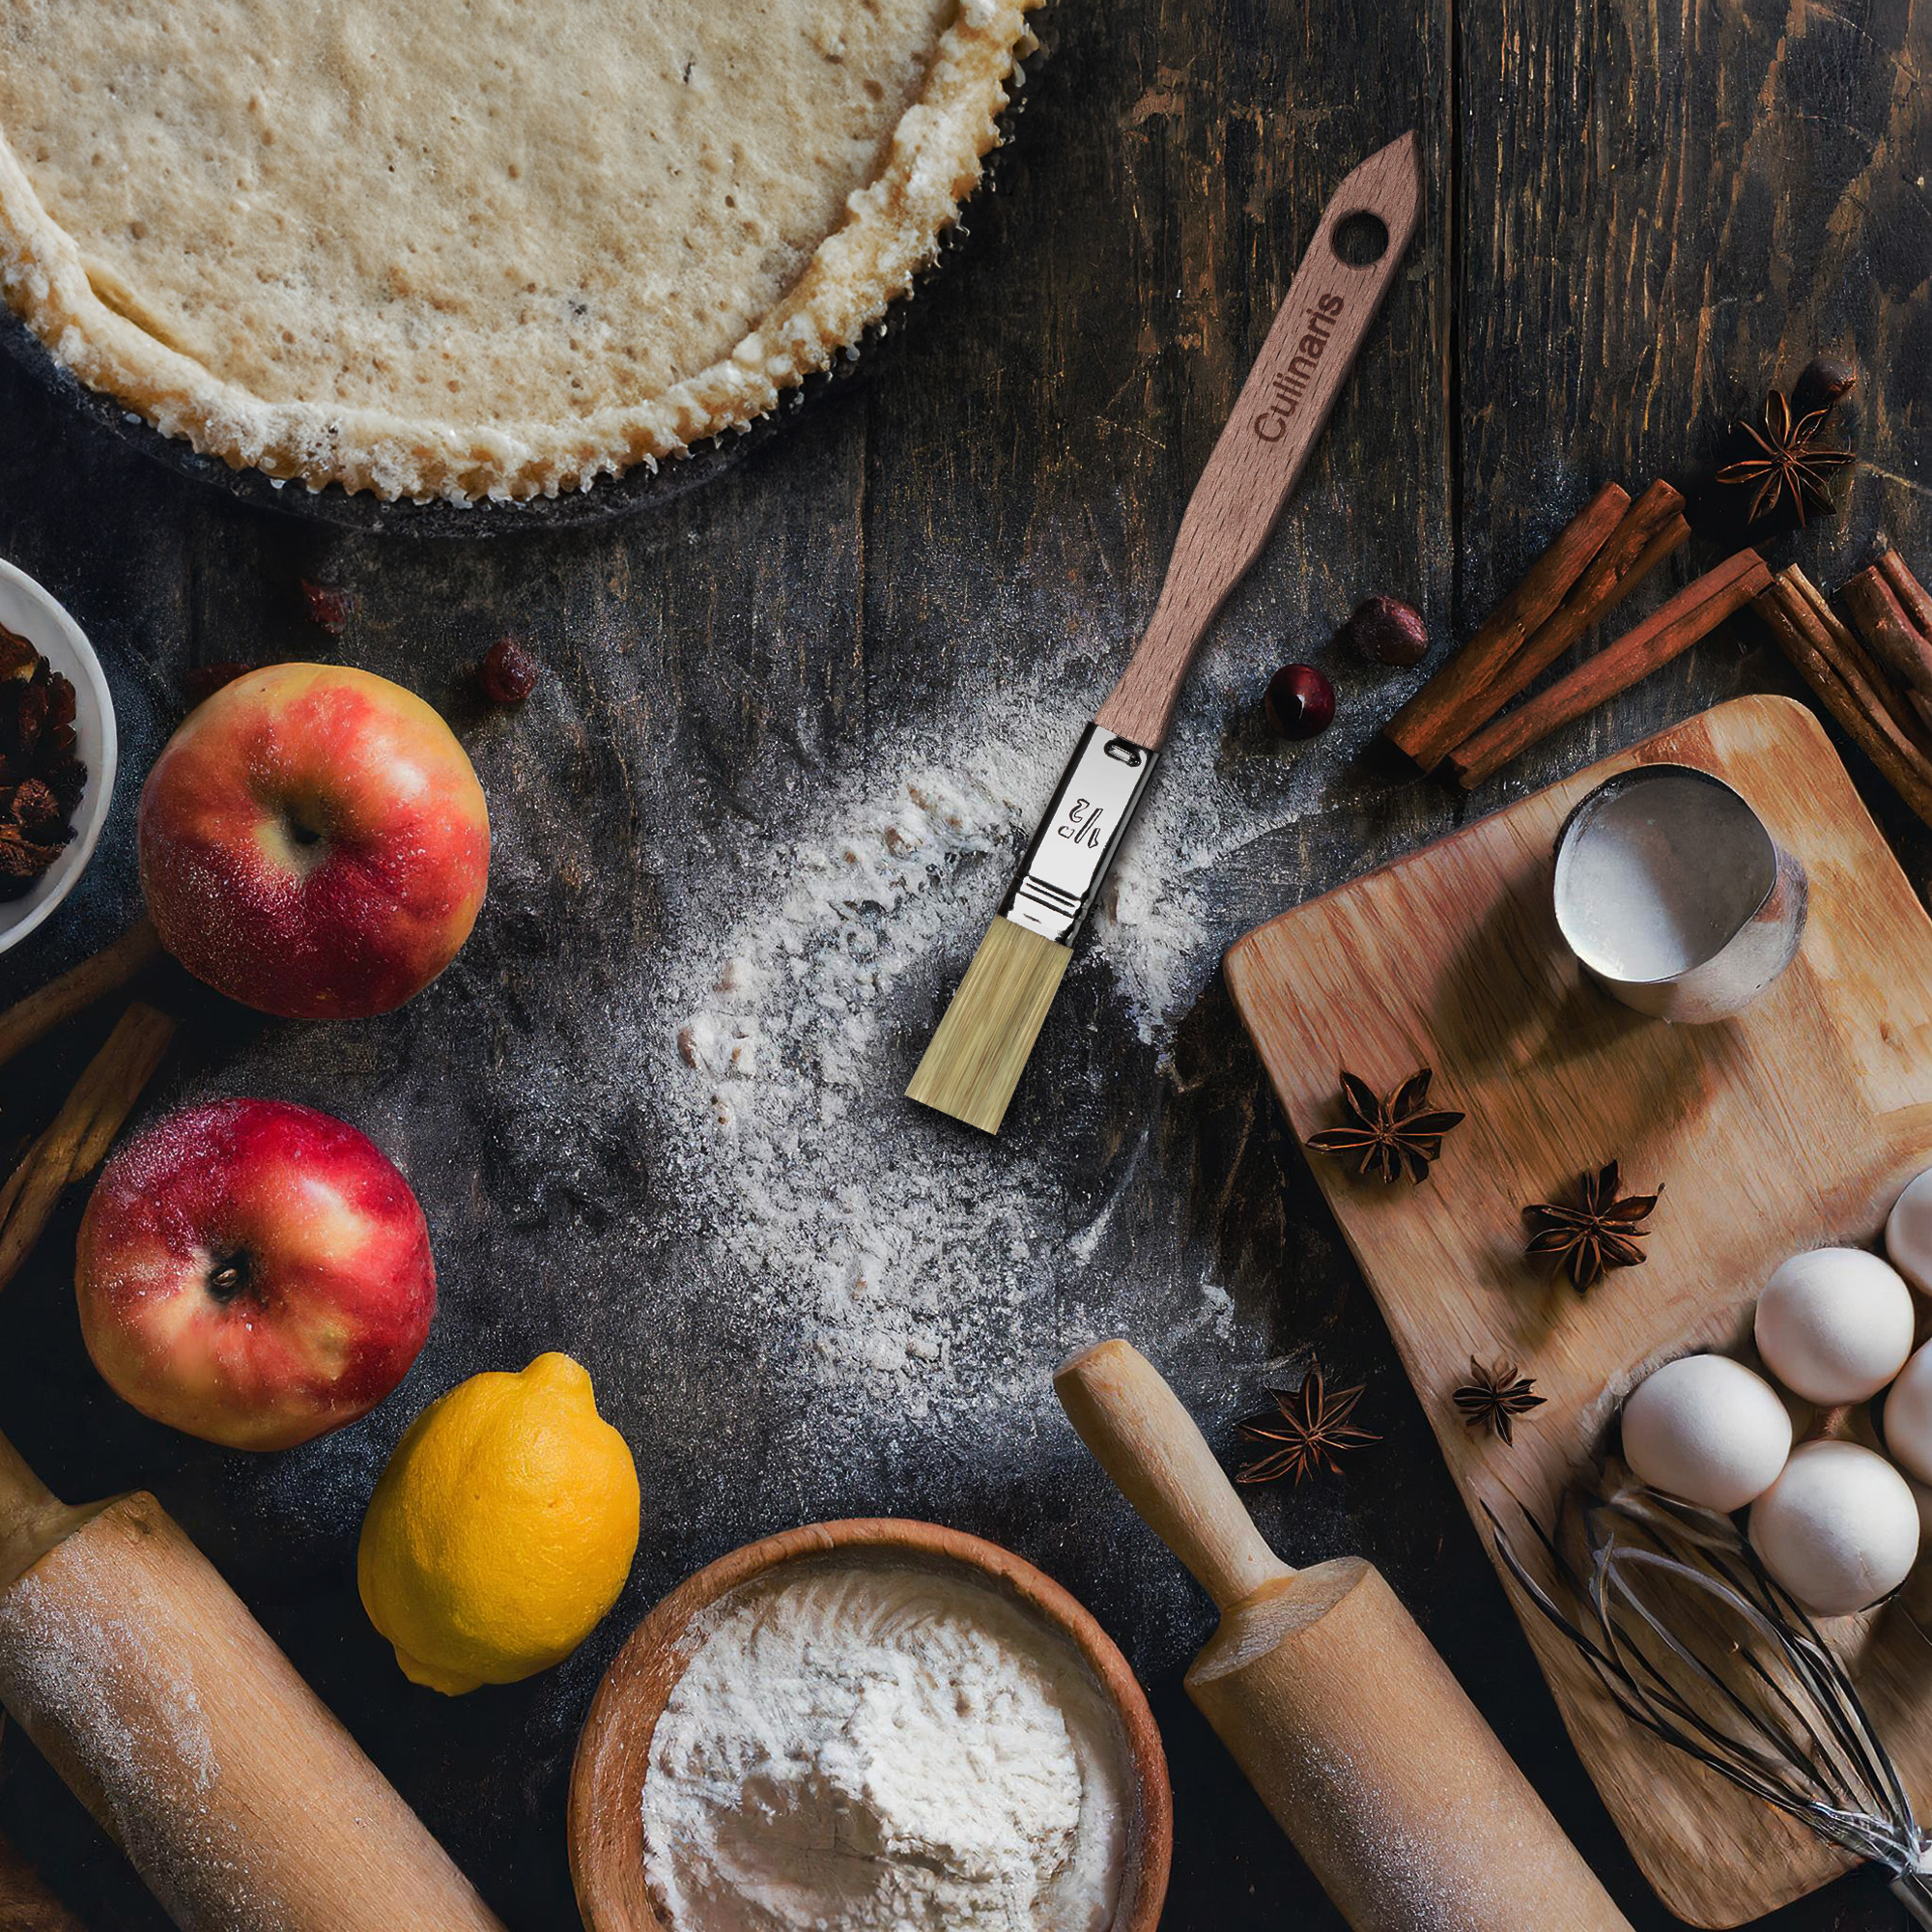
907;131;1422;1133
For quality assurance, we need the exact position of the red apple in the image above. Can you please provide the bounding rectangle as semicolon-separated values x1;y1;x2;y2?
138;664;489;1019
76;1098;436;1450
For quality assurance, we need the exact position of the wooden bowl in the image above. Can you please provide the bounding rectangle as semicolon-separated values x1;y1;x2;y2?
567;1517;1172;1932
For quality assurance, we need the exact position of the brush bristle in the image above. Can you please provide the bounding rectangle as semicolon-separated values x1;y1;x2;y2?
905;917;1071;1134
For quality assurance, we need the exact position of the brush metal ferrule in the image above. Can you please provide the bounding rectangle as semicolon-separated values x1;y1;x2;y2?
1000;722;1159;946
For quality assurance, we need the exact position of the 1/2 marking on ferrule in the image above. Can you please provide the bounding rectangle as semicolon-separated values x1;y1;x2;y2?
1003;722;1159;946
1055;798;1108;851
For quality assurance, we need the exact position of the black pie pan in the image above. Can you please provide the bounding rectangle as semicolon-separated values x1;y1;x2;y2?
0;50;1041;540
0;299;839;539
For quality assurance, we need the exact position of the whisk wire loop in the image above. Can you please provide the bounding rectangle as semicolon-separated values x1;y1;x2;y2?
1485;1482;1932;1904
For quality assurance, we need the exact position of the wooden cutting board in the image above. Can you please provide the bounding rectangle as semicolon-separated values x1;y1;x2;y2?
1223;695;1932;1928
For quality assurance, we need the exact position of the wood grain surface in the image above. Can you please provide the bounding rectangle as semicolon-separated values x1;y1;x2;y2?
0;4;1926;1930
1226;695;1932;1924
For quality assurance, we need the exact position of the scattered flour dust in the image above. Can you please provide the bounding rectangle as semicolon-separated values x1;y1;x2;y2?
660;696;1243;1412
639;1560;1129;1932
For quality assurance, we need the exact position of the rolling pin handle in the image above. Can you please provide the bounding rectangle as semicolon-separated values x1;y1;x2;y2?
0;1429;53;1519
1055;1339;1293;1611
0;1428;84;1597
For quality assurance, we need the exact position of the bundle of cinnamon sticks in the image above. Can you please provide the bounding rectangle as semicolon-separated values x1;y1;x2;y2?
0;921;173;1293
1755;552;1932;831
1384;481;1769;787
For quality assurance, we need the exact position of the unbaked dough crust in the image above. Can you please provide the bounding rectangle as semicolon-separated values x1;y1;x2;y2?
0;0;1037;502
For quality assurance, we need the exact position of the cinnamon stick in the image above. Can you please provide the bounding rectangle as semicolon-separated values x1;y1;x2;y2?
1755;571;1932;829
1786;565;1931;754
1466;482;1690;721
0;1001;174;1292
0;919;161;1073
1442;549;1771;790
1877;549;1932;641
1383;482;1631;770
1841;565;1932;706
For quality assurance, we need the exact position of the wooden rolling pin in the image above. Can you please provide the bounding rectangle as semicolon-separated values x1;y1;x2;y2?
1056;1341;1632;1931
0;1429;505;1932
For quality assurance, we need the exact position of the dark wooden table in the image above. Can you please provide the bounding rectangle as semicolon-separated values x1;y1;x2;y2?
1;5;1926;1927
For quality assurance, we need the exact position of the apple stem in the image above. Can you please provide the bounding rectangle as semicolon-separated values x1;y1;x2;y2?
208;1256;251;1303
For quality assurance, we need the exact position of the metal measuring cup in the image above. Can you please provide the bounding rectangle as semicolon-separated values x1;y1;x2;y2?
1551;763;1806;1023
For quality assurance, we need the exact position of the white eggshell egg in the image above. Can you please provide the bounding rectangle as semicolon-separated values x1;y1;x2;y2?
1911;1479;1932;1543
1888;1165;1932;1296
1620;1354;1792;1511
1884;1339;1932;1486
1753;1248;1916;1404
1747;1439;1920;1615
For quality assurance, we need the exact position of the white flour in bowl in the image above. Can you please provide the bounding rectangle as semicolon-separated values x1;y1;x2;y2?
639;1560;1131;1932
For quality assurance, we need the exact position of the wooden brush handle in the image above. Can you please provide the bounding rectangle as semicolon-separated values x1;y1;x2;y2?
1055;1339;1293;1609
1096;131;1421;749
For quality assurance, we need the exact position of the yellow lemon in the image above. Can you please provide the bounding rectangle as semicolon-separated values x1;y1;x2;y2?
357;1352;639;1695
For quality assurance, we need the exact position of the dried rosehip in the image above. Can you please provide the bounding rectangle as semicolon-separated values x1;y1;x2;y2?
1794;354;1857;414
478;638;539;705
185;662;256;706
0;618;84;894
0;827;60;882
1337;595;1429;668
43;753;86;814
300;580;356;634
15;679;46;754
10;778;60;837
1264;664;1335;740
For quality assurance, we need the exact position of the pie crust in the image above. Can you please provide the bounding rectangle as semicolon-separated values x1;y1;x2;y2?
0;1;1038;503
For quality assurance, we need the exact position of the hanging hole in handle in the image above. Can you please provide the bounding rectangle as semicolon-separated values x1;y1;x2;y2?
1331;212;1389;267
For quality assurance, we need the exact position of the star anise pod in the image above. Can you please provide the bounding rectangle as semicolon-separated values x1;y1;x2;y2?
1304;1067;1465;1184
1235;1364;1379;1486
1716;389;1853;527
1451;1355;1547;1445
1523;1160;1662;1291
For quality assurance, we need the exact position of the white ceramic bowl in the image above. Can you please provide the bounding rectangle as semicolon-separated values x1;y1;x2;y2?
0;557;115;957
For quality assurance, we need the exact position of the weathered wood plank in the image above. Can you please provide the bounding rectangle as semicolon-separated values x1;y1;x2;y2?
0;2;1923;1927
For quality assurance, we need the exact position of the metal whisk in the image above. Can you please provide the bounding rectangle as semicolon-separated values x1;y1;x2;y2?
1489;1481;1932;1925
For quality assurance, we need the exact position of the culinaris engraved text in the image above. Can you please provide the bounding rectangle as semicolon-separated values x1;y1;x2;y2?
1252;293;1346;442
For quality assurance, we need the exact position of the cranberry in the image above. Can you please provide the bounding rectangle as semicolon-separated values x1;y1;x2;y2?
184;662;256;705
1263;664;1335;740
478;637;540;704
1337;595;1429;668
300;580;356;634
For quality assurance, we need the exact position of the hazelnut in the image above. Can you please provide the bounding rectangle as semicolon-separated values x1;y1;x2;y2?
1338;595;1429;668
1263;664;1335;740
1794;355;1857;415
